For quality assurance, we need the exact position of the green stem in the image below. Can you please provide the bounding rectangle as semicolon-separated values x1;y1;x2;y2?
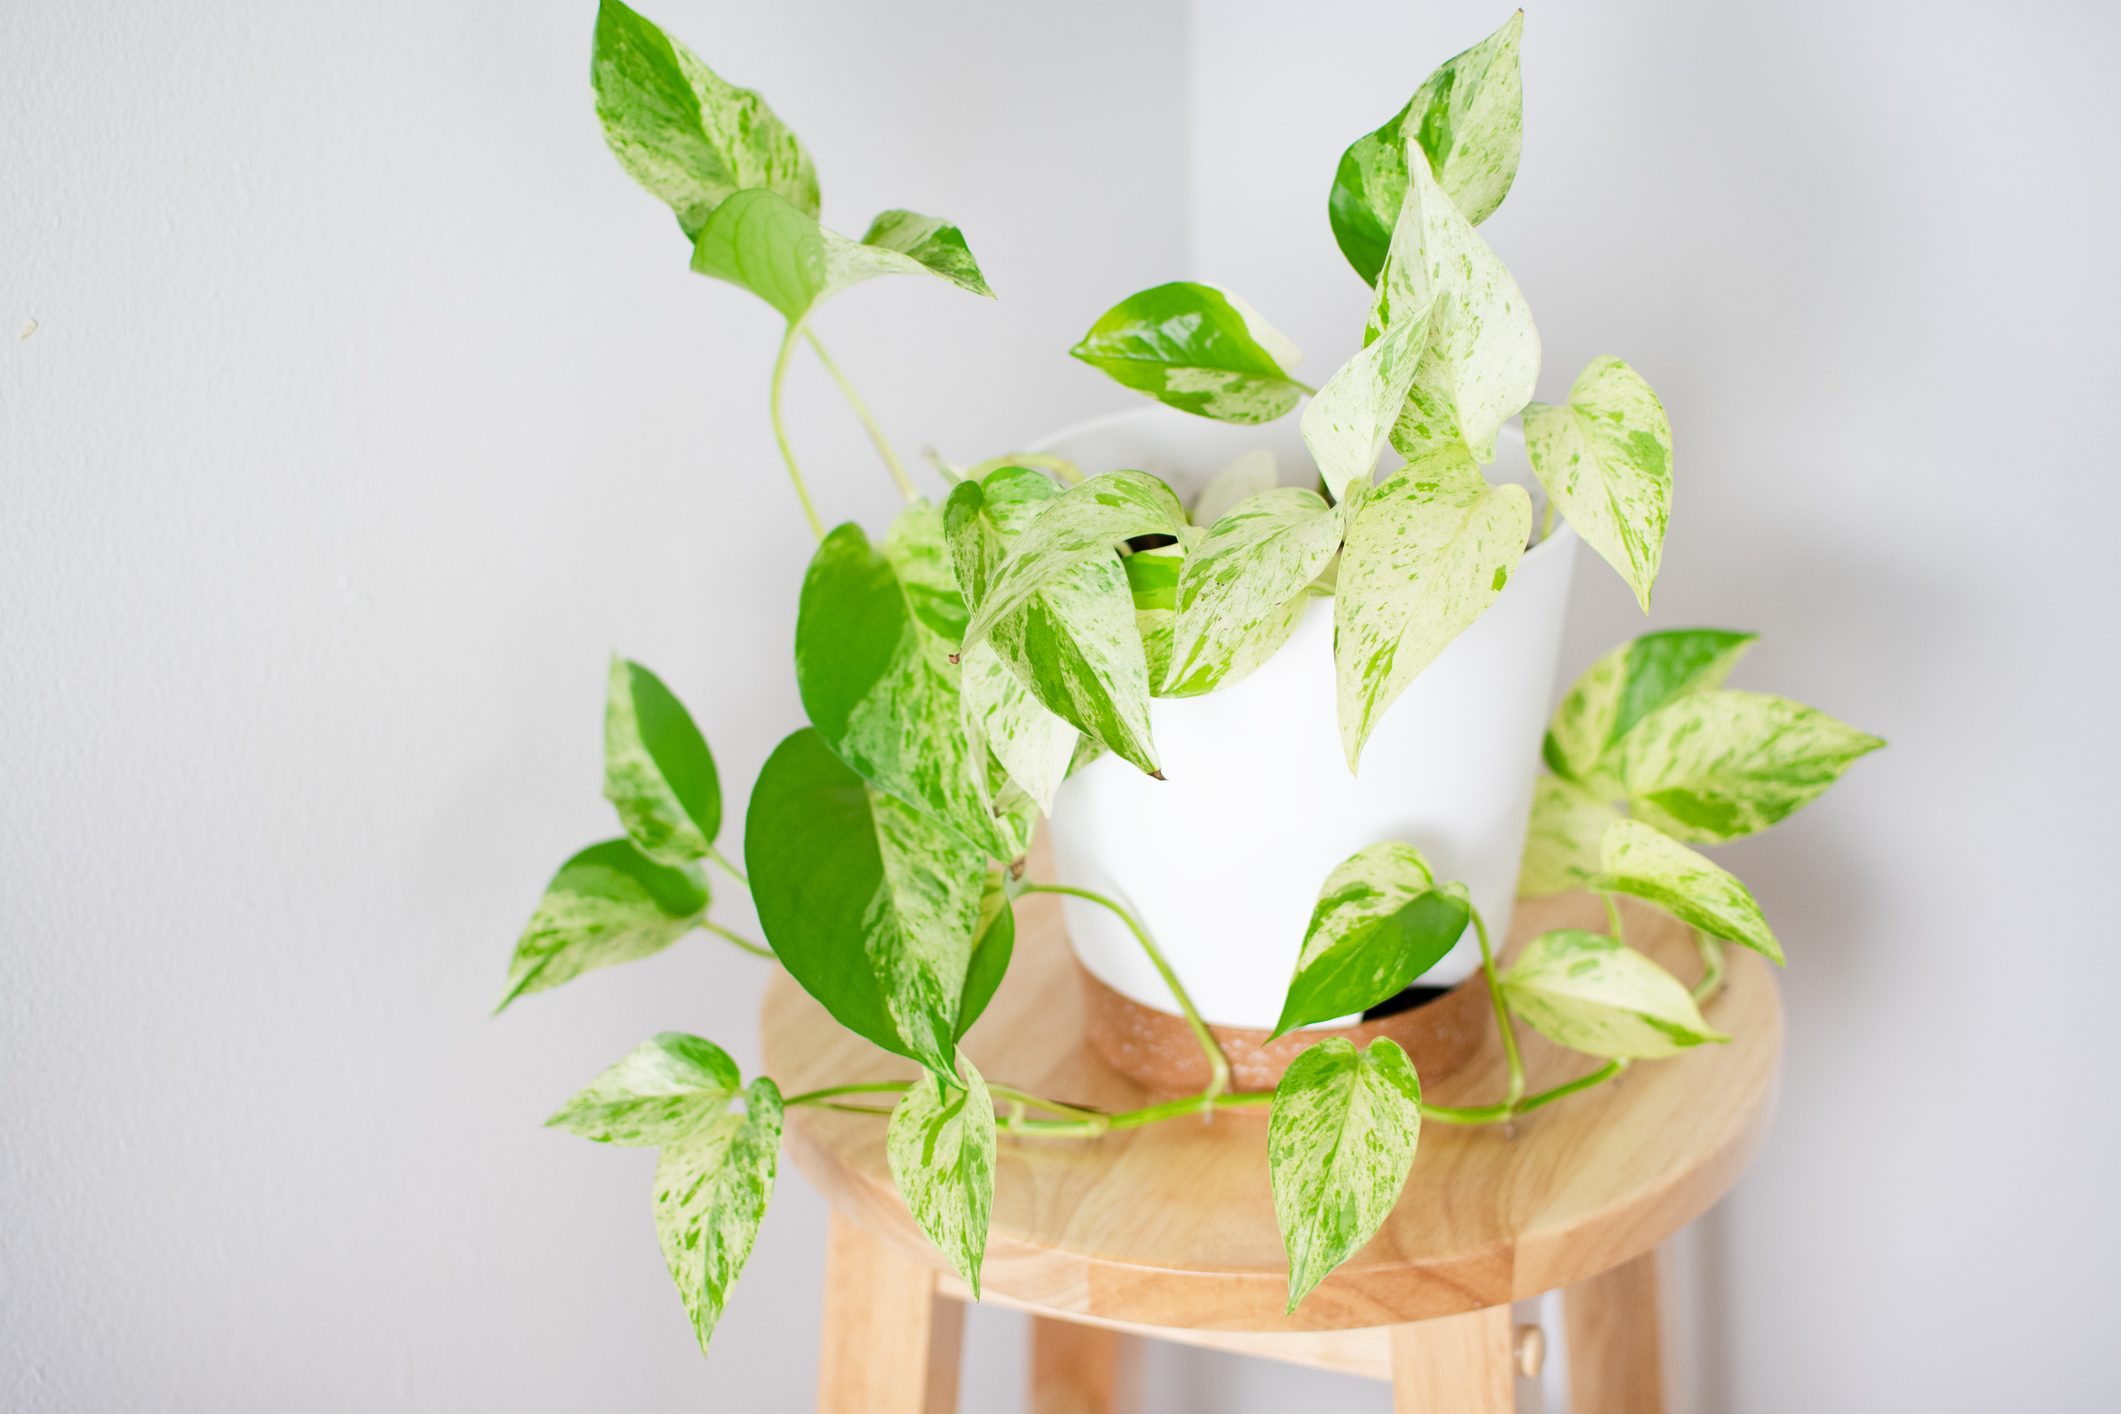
1692;931;1727;1004
1601;890;1626;942
962;451;1084;486
1003;1090;1272;1139
1019;882;1232;1102
1471;905;1525;1107
803;330;916;500
785;1081;912;1107
706;846;749;889
923;447;965;486
1289;378;1319;397
770;323;826;541
1515;1059;1629;1115
700;919;773;959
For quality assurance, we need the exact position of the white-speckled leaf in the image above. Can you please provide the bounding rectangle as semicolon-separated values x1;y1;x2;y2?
959;642;1074;817
604;657;722;865
1123;540;1187;693
1303;301;1435;500
1597;818;1782;964
1616;690;1885;843
1269;1038;1422;1312
1334;446;1531;769
961;470;1186;652
591;0;819;238
1369;152;1540;464
1525;357;1673;611
1543;629;1757;795
887;1056;995;1298
1191;448;1280;527
1501;929;1726;1058
546;1032;742;1146
1329;10;1525;281
691;189;989;325
499;839;707;1009
653;1076;782;1354
1168;489;1343;695
1273;844;1471;1038
856;209;995;297
1517;774;1623;897
1070;282;1305;424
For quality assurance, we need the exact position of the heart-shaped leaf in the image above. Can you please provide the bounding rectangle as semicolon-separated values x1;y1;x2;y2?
1543;629;1757;793
960;470;1187;651
887;1056;996;1298
1168;488;1343;697
690;189;990;325
1329;10;1525;282
591;0;819;238
653;1076;782;1354
1273;844;1471;1038
1516;774;1623;897
498;839;707;1009
1596;818;1781;964
956;870;1016;1039
604;657;722;864
1525;357;1674;611
546;1032;742;1146
1269;1037;1423;1312
1500;929;1726;1058
745;729;985;1071
1616;690;1885;843
1302;300;1435;500
1335;445;1530;769
1070;282;1306;425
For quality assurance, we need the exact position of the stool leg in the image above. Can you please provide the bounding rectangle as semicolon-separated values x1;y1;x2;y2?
817;1212;963;1414
1030;1317;1138;1414
1389;1304;1514;1413
1564;1247;1667;1414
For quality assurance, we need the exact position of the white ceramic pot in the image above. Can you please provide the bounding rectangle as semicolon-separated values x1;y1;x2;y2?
1039;407;1579;1029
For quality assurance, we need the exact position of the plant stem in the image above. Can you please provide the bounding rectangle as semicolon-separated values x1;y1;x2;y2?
1470;904;1525;1107
706;845;749;889
1601;890;1626;941
1002;1090;1272;1139
770;323;826;541
785;1080;912;1107
1515;1059;1629;1115
1019;882;1232;1102
803;330;916;501
962;451;1085;485
1692;931;1727;1004
700;919;773;959
923;447;965;486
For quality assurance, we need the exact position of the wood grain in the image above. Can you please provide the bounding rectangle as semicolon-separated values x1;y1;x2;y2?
1564;1247;1669;1414
1389;1304;1514;1413
1029;1315;1137;1414
818;1212;963;1414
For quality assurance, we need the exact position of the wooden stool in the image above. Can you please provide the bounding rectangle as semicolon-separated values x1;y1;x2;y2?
761;891;1781;1413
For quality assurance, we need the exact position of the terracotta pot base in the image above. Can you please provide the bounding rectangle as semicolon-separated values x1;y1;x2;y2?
1077;961;1494;1097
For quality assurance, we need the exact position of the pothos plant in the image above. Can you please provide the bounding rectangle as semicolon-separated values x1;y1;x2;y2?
500;2;1882;1355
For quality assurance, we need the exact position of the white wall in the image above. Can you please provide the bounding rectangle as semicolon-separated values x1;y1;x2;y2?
4;1;2116;1410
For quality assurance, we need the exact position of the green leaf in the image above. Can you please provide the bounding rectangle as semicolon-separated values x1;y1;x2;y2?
1543;629;1757;792
1273;844;1471;1038
1596;818;1782;964
1168;488;1343;697
961;470;1187;652
1302;302;1435;501
956;870;1015;1039
1269;1037;1423;1312
1369;148;1539;464
1616;690;1885;843
590;0;819;239
1123;540;1187;693
1500;929;1726;1058
498;839;707;1009
1517;774;1623;897
690;189;989;325
1335;445;1530;769
887;1056;996;1298
546;1032;742;1146
654;1076;782;1354
1069;282;1306;425
794;516;1002;857
604;657;722;864
1329;10;1525;282
1190;448;1279;527
1525;357;1674;612
745;729;985;1070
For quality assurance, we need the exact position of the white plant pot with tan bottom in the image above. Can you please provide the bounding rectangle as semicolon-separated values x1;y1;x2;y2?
1035;407;1578;1089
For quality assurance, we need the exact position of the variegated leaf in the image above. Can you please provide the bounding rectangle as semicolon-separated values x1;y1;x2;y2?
1370;149;1540;464
1069;282;1305;424
1543;629;1757;794
604;657;722;864
959;642;1075;817
960;470;1186;651
1597;818;1782;964
591;0;819;238
1328;9;1525;282
1269;1038;1422;1312
745;730;985;1071
653;1077;782;1354
1517;774;1623;897
857;209;995;298
690;189;989;325
956;870;1015;1039
1501;929;1726;1058
1335;446;1531;769
546;1032;742;1146
498;839;707;1009
1617;690;1885;843
1302;300;1435;500
1124;540;1186;693
1169;488;1343;696
887;1056;996;1298
1191;448;1280;527
1273;844;1471;1038
1525;357;1673;611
